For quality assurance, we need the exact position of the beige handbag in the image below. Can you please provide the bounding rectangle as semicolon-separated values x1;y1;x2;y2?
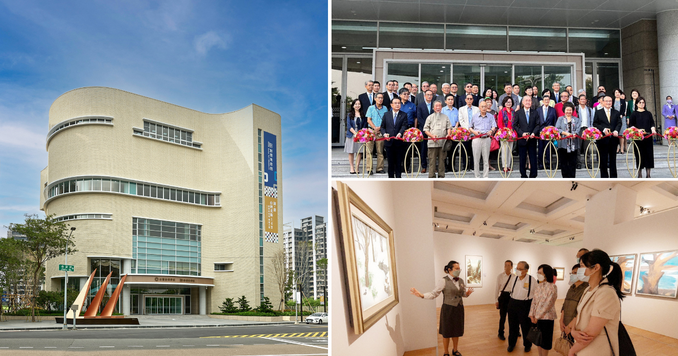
554;332;573;355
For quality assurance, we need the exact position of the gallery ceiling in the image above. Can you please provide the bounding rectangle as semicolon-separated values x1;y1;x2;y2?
431;181;678;247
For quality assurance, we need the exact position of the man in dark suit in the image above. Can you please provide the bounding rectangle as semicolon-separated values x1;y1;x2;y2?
416;90;435;173
593;96;623;178
536;95;558;170
358;80;375;112
381;97;408;178
513;96;540;178
383;80;396;108
457;82;473;108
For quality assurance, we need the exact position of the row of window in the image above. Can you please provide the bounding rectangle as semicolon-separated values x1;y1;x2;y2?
333;21;621;58
134;120;202;148
134;218;202;241
47;116;113;144
133;218;201;276
46;177;220;207
56;213;112;222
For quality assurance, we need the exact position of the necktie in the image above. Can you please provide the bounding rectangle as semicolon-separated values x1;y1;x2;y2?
543;107;547;122
606;109;610;122
427;103;431;114
393;111;397;125
468;107;473;126
369;93;372;103
526;110;530;124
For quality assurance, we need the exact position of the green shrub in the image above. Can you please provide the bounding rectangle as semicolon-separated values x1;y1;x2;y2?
236;295;251;312
219;298;238;313
256;296;273;313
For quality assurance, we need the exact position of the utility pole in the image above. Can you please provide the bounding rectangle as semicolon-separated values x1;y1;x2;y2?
62;227;75;330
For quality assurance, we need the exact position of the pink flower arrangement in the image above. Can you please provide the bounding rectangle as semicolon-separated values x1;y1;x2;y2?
540;126;561;141
353;128;375;143
403;128;423;142
494;127;517;142
449;127;471;141
581;127;603;141
664;127;678;141
623;126;644;141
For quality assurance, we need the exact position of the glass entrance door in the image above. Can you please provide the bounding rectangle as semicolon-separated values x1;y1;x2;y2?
144;296;183;315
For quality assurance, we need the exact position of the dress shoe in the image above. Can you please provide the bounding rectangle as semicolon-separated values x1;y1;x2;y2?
376;170;385;174
525;345;532;352
421;168;427;173
498;334;506;340
507;345;514;352
453;351;462;356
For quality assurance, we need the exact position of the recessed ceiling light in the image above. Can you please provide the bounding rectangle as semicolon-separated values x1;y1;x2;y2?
342;46;347;49
356;61;360;64
442;66;446;68
440;70;444;72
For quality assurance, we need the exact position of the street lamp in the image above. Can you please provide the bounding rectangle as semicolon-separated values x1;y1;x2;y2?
63;226;75;330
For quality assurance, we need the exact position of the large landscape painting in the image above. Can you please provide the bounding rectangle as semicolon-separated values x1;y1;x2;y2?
636;251;678;298
352;215;393;311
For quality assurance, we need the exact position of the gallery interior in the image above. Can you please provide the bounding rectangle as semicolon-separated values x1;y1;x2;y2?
331;180;678;356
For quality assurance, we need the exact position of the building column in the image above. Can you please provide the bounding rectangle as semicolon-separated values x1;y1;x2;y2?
658;10;678;120
199;287;206;315
122;259;131;315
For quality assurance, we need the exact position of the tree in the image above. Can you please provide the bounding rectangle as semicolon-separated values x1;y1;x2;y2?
256;296;273;313
219;298;238;313
236;295;251;312
269;248;290;311
8;214;77;322
0;236;28;318
294;241;314;298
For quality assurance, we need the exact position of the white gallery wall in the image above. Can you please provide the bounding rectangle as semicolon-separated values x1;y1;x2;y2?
431;232;577;309
584;184;678;340
332;181;438;356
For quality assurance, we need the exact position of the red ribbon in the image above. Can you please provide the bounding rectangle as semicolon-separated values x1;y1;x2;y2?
365;132;660;143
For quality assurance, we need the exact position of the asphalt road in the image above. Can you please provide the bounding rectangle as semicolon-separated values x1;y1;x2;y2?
0;324;328;354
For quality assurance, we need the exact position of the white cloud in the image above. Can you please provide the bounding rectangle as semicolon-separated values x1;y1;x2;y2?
194;31;229;56
0;124;45;151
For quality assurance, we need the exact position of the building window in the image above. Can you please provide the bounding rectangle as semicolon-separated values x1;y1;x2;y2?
46;176;220;207
132;218;201;276
214;263;233;271
133;119;202;149
55;213;112;222
47;116;114;144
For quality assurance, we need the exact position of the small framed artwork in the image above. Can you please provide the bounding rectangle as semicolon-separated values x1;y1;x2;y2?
554;267;565;281
636;251;678;298
610;254;637;295
465;255;483;287
336;182;399;334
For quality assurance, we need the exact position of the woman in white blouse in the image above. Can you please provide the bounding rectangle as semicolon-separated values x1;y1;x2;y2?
529;264;558;356
569;250;624;356
410;261;474;356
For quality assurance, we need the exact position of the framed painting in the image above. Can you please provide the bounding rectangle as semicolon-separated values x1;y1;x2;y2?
336;182;399;334
554;267;565;281
636;251;678;298
610;254;637;295
465;255;483;287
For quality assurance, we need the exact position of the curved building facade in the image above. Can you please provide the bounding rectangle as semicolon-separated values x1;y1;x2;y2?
40;87;283;315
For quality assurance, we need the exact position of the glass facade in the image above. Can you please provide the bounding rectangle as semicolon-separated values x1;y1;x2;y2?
47;176;220;207
88;258;121;314
55;213;112;222
132;218;201;276
515;66;543;96
129;288;191;315
484;66;512;93
133;120;202;148
333;20;621;57
421;63;451;89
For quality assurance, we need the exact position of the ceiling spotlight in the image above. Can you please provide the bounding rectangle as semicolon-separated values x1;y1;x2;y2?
446;225;449;229
571;181;578;191
473;231;477;236
569;237;575;241
483;221;487;226
545;239;550;243
640;206;651;215
529;229;536;234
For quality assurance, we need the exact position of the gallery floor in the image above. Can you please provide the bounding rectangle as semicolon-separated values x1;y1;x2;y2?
403;300;678;356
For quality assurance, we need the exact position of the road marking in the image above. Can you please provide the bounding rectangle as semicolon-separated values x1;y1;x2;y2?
182;345;195;347
261;337;328;350
206;344;221;347
202;332;327;339
0;347;8;349
100;346;115;348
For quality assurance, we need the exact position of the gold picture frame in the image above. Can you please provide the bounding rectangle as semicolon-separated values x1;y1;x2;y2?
555;267;565;281
336;181;399;335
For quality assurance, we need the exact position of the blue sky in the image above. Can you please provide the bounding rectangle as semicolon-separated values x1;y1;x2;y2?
0;0;328;237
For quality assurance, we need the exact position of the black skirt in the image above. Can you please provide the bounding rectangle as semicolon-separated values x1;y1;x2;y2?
536;319;554;350
439;303;464;338
634;136;654;168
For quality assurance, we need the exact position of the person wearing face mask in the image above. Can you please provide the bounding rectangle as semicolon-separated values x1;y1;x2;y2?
507;261;537;353
495;260;515;341
663;95;676;131
411;260;475;356
576;248;590;264
560;264;589;341
569;250;625;356
529;265;558;356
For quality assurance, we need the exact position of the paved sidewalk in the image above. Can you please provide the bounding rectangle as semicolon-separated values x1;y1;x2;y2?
332;142;678;179
0;315;295;331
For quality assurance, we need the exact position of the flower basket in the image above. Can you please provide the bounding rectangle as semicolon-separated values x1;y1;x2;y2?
664;127;678;141
581;127;603;141
623;126;644;141
353;128;375;143
449;127;471;141
540;126;561;141
494;127;517;142
403;128;423;142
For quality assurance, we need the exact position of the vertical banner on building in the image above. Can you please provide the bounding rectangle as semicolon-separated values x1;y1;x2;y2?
264;131;279;243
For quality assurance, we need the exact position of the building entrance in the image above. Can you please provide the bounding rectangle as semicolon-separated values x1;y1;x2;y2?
144;296;183;315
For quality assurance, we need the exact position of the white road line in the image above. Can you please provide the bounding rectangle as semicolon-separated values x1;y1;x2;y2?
206;344;221;347
44;346;57;348
182;345;195;347
100;346;115;348
0;347;8;349
261;337;328;351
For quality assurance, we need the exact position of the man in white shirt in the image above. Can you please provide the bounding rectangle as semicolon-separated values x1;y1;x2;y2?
576;94;594;169
507;261;537;353
457;94;480;171
495;260;514;341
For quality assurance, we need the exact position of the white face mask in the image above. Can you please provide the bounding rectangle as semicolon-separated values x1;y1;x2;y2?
537;274;545;282
577;266;590;282
452;270;461;277
569;275;578;285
